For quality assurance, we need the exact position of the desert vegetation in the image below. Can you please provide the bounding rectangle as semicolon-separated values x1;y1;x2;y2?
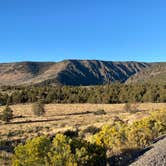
32;101;46;116
10;108;166;166
0;0;165;165
0;102;166;165
0;83;165;165
0;83;165;106
0;105;13;122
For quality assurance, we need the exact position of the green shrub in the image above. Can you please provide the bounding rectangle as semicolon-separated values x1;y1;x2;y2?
32;101;45;116
12;134;106;166
150;109;166;134
94;109;106;115
126;110;166;149
12;136;51;166
93;121;127;155
12;108;166;165
70;138;106;166
1;105;13;122
93;109;166;157
123;103;139;113
48;134;76;166
126;119;156;148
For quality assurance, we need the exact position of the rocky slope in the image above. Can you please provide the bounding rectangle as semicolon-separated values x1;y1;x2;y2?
0;60;151;86
130;136;166;166
126;62;166;84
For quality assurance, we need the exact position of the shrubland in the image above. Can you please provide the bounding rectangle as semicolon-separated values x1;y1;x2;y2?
93;109;166;156
12;134;106;166
0;83;165;165
11;108;166;166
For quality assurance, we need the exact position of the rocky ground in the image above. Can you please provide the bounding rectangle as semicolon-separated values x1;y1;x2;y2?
130;136;166;166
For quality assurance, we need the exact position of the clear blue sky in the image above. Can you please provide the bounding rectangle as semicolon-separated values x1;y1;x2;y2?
0;0;165;62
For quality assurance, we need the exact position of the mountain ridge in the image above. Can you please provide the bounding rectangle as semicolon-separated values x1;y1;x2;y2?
0;59;164;86
127;62;166;84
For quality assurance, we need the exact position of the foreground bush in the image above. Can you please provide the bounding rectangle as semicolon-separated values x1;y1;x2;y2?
12;134;106;166
12;136;51;166
93;109;166;156
12;109;166;165
93;121;127;155
127;109;166;149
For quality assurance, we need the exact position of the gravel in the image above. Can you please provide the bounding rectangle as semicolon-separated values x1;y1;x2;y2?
129;137;166;166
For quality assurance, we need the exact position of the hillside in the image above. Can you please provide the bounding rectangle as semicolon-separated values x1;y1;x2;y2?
0;60;150;86
126;62;166;84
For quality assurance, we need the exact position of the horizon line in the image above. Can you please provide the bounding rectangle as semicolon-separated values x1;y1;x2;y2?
0;59;166;64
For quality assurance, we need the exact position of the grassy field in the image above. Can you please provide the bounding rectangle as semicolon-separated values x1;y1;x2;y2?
0;103;166;141
0;103;166;165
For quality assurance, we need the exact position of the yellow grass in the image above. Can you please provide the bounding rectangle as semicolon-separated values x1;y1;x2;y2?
0;103;166;141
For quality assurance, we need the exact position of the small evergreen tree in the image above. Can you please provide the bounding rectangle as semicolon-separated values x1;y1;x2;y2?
124;103;132;112
32;101;45;116
1;105;13;122
124;103;139;113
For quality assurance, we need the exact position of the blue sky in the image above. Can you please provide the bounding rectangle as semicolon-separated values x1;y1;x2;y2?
0;0;165;62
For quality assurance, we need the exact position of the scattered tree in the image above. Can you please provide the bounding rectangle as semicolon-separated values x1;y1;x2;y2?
1;105;13;122
124;103;139;113
32;101;45;116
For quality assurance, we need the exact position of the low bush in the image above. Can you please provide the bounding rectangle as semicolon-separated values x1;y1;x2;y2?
32;101;45;116
93;121;127;155
12;133;106;166
93;109;166;156
1;105;13;122
123;103;139;113
94;109;106;115
12;109;166;165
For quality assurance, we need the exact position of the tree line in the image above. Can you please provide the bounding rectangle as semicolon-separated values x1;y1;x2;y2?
0;83;165;105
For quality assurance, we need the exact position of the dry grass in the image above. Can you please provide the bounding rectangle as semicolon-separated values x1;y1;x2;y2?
0;151;12;166
0;103;166;141
0;103;166;165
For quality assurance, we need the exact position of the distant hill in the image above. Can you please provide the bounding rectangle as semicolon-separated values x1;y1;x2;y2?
126;62;166;84
0;60;155;86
